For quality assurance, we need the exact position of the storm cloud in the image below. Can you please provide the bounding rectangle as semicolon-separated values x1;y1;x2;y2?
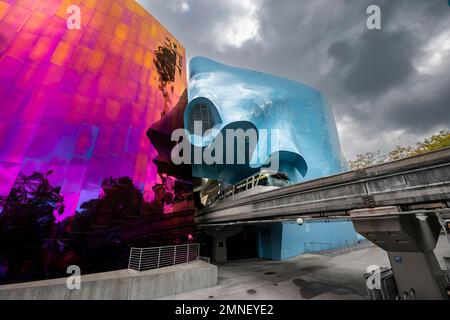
138;0;450;159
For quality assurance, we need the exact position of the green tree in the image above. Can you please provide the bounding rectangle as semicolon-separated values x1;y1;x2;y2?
70;176;144;231
348;151;386;170
415;130;450;155
387;145;415;162
0;171;64;280
348;130;450;169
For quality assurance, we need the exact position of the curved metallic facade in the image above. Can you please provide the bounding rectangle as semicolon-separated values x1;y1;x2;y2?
0;0;187;218
185;57;347;184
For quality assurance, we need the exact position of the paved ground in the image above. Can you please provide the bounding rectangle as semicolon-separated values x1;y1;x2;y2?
160;235;450;300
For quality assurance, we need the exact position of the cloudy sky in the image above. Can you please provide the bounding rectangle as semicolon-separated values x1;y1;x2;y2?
138;0;450;160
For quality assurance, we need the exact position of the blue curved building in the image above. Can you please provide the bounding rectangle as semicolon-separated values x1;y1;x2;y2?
184;57;358;261
184;57;347;184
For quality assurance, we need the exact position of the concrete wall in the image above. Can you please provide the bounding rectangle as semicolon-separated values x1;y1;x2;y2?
281;219;358;259
0;260;217;300
255;219;359;260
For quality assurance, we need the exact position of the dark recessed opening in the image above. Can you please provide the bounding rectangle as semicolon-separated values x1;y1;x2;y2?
188;103;214;135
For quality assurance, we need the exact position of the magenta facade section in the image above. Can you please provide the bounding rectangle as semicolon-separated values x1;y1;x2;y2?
0;0;187;219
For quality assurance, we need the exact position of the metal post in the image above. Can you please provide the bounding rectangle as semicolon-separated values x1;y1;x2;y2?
128;248;133;270
138;248;143;271
157;247;161;269
173;246;176;266
187;244;189;262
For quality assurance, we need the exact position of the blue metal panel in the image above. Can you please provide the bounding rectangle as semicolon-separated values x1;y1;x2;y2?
185;57;348;184
280;220;359;260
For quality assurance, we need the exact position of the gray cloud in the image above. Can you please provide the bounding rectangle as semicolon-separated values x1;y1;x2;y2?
139;0;450;159
385;73;450;132
328;29;419;97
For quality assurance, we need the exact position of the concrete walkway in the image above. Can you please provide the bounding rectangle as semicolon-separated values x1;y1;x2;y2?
160;235;450;300
0;260;217;300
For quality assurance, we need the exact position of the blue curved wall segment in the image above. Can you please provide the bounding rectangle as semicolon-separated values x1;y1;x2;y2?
185;57;347;184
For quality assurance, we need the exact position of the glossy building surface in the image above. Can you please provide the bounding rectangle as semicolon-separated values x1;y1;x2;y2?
0;0;187;219
185;58;355;261
185;57;347;184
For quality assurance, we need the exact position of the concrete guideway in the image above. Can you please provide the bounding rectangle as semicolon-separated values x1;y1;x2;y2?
197;148;450;225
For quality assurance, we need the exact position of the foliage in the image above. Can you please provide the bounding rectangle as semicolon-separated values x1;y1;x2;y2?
348;151;386;170
387;145;415;162
0;171;65;281
415;130;450;154
70;176;144;232
349;130;450;170
0;171;64;253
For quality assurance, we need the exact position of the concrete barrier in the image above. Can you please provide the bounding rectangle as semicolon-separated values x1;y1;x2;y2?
0;260;217;300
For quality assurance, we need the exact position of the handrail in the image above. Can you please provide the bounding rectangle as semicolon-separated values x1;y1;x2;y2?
304;239;374;254
128;243;200;271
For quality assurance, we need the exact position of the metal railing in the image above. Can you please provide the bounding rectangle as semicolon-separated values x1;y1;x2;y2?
128;243;200;271
304;239;374;256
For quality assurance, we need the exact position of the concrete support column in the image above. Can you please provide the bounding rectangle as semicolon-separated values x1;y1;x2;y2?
203;225;243;263
351;206;448;300
212;238;227;263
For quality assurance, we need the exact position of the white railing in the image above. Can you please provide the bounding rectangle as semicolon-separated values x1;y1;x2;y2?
128;243;200;271
304;239;374;255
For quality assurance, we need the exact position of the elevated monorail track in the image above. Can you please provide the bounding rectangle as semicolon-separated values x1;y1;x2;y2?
196;148;450;225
